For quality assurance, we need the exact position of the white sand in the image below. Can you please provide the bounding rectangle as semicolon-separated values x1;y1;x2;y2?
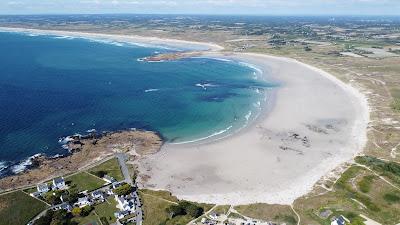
138;53;369;205
0;27;369;205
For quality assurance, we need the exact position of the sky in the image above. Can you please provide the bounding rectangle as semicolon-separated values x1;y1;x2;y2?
0;0;399;15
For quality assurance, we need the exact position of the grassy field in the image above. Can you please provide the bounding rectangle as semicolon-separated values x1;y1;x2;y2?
138;189;213;225
139;190;176;225
94;197;118;224
139;189;179;202
235;203;297;225
71;210;100;225
66;172;106;192
0;191;48;225
88;158;124;181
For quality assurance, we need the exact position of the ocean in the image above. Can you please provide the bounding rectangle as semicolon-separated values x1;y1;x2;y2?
0;31;274;175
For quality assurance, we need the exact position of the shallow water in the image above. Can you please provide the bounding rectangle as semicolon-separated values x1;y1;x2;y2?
0;31;274;174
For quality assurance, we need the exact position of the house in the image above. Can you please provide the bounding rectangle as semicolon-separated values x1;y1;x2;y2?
52;177;67;190
103;175;117;183
114;210;130;219
76;196;91;208
30;192;41;198
331;215;349;225
115;195;135;212
91;190;104;200
55;202;73;212
37;183;50;193
112;182;122;189
209;213;219;220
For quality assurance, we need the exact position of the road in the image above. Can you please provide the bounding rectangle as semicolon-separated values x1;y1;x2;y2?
115;153;142;225
116;153;133;185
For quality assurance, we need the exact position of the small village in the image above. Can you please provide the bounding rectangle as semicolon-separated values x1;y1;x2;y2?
20;154;143;225
29;175;140;225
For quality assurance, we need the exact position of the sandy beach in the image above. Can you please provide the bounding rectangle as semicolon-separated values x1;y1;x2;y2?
0;27;369;205
138;53;369;205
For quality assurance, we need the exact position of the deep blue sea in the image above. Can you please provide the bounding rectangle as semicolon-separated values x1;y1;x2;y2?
0;31;273;175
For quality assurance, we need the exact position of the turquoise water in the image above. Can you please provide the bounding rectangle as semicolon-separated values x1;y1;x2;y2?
0;31;273;174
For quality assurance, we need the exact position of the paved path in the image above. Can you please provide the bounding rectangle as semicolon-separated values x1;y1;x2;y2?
116;153;133;185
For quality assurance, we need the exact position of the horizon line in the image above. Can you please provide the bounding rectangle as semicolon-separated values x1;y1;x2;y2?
0;13;400;17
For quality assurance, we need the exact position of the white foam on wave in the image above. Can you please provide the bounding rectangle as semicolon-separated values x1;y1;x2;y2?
239;62;263;79
11;153;41;174
86;129;96;133
53;35;76;40
245;111;252;121
171;125;233;145
58;136;74;144
0;161;8;172
144;89;160;93
192;57;233;62
195;83;218;90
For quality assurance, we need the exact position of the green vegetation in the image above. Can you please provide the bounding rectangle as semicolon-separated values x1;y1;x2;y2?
88;158;124;181
165;201;204;218
139;189;179;202
358;175;375;193
355;156;400;186
335;166;380;212
383;193;400;204
94;197;118;224
210;205;230;215
71;210;100;225
34;209;76;225
113;183;133;196
0;191;48;225
391;98;400;112
235;203;297;225
139;189;212;225
66;172;105;192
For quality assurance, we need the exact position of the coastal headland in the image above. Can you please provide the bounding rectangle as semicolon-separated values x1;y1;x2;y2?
0;27;369;205
0;130;162;191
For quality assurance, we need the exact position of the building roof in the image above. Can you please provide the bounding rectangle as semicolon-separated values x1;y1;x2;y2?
78;196;89;203
104;175;116;181
92;190;103;196
53;177;65;184
37;183;49;190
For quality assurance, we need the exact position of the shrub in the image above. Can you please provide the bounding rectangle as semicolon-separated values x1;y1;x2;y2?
383;193;400;203
166;205;185;218
114;183;133;196
81;206;93;216
358;175;375;193
71;207;82;217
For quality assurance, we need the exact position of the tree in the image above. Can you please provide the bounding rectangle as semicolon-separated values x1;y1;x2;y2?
113;183;133;196
71;207;82;217
34;210;54;225
165;205;185;218
80;206;93;216
178;201;203;218
100;217;110;225
44;192;60;205
93;170;107;178
185;204;203;218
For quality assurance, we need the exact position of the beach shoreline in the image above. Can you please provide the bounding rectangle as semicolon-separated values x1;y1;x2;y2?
0;27;369;205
